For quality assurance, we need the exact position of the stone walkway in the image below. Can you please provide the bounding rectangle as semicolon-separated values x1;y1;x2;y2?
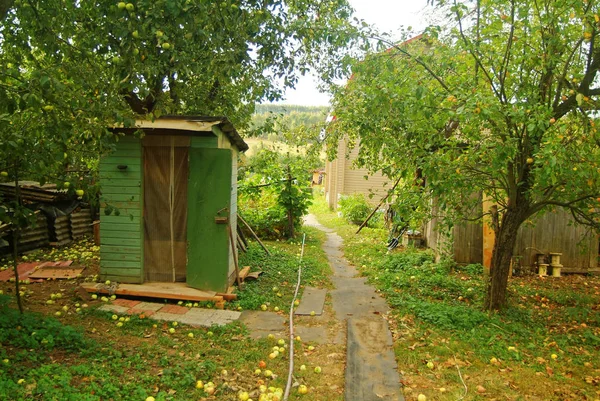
303;214;403;401
98;299;241;327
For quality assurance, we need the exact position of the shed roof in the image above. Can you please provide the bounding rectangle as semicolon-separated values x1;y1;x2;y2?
121;116;249;152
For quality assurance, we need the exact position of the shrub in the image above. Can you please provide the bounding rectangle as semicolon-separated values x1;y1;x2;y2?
338;193;372;225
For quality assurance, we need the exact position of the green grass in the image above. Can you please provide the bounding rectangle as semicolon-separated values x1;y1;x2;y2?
0;227;336;401
234;226;331;311
309;191;600;400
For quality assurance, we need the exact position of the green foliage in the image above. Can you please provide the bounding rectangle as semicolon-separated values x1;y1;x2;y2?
329;0;600;309
0;295;87;351
338;193;372;225
239;148;317;238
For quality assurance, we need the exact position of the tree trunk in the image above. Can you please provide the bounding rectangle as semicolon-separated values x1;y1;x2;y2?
286;167;295;238
484;207;525;311
12;164;24;314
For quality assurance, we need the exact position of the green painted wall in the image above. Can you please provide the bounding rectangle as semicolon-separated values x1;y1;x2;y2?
99;136;143;283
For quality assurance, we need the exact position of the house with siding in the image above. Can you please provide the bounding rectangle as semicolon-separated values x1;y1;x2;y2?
98;116;248;292
324;136;390;210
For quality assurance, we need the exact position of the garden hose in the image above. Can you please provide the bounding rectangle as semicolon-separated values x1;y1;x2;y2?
283;233;306;401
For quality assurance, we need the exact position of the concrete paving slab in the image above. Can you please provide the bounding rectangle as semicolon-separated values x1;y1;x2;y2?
97;304;131;314
133;301;164;312
239;311;287;338
295;287;327;316
346;317;402;401
149;308;241;327
293;325;329;344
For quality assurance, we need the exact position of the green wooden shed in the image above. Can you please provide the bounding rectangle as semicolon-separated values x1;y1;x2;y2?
98;116;248;293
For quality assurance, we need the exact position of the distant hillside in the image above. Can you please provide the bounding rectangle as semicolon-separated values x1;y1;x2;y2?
250;104;329;140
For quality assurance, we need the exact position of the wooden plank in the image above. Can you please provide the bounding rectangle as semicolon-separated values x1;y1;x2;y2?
80;282;224;302
100;252;141;262
99;230;141;239
100;170;141;180
239;266;251;280
101;181;142;190
101;162;142;173
100;208;141;218
99;274;141;284
101;260;141;269
98;267;141;276
101;245;141;254
100;156;142;165
29;268;84;279
101;194;140;202
216;286;238;301
101;237;142;247
99;222;140;232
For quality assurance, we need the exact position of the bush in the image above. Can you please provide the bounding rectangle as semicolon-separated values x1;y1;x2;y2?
338;193;372;225
239;190;289;239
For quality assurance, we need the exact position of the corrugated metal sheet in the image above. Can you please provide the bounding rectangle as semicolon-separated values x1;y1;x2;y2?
51;215;72;246
70;208;92;239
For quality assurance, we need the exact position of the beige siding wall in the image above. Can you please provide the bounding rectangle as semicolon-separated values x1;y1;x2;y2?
324;137;389;210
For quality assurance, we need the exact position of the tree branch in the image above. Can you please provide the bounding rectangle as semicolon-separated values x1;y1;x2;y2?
375;36;451;92
0;0;13;22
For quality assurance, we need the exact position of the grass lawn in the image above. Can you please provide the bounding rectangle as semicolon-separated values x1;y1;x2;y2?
310;190;600;401
0;227;337;401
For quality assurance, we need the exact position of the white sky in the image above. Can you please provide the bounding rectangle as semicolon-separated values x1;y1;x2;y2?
272;0;433;107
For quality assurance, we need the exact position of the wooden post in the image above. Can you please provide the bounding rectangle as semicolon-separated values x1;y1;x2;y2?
226;223;242;288
356;176;402;234
482;194;496;275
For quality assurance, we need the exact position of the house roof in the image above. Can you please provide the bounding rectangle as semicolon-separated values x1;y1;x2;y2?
118;115;249;152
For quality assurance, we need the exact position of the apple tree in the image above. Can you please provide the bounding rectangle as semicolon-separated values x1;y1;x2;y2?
327;0;600;310
1;0;366;310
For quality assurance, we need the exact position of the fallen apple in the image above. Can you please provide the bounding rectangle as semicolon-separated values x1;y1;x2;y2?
169;328;175;334
314;366;321;373
195;380;204;389
238;391;250;401
277;339;285;346
145;397;155;401
112;315;118;320
297;385;308;395
188;332;194;338
258;360;267;369
417;395;427;401
307;345;315;351
261;304;268;311
426;361;434;369
300;364;306;371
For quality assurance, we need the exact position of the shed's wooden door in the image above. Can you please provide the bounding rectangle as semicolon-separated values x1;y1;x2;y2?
187;148;232;292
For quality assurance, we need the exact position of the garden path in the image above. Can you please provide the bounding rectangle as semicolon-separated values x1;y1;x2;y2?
303;214;404;401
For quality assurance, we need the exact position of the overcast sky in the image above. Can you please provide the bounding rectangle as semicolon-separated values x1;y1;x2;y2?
273;0;433;107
